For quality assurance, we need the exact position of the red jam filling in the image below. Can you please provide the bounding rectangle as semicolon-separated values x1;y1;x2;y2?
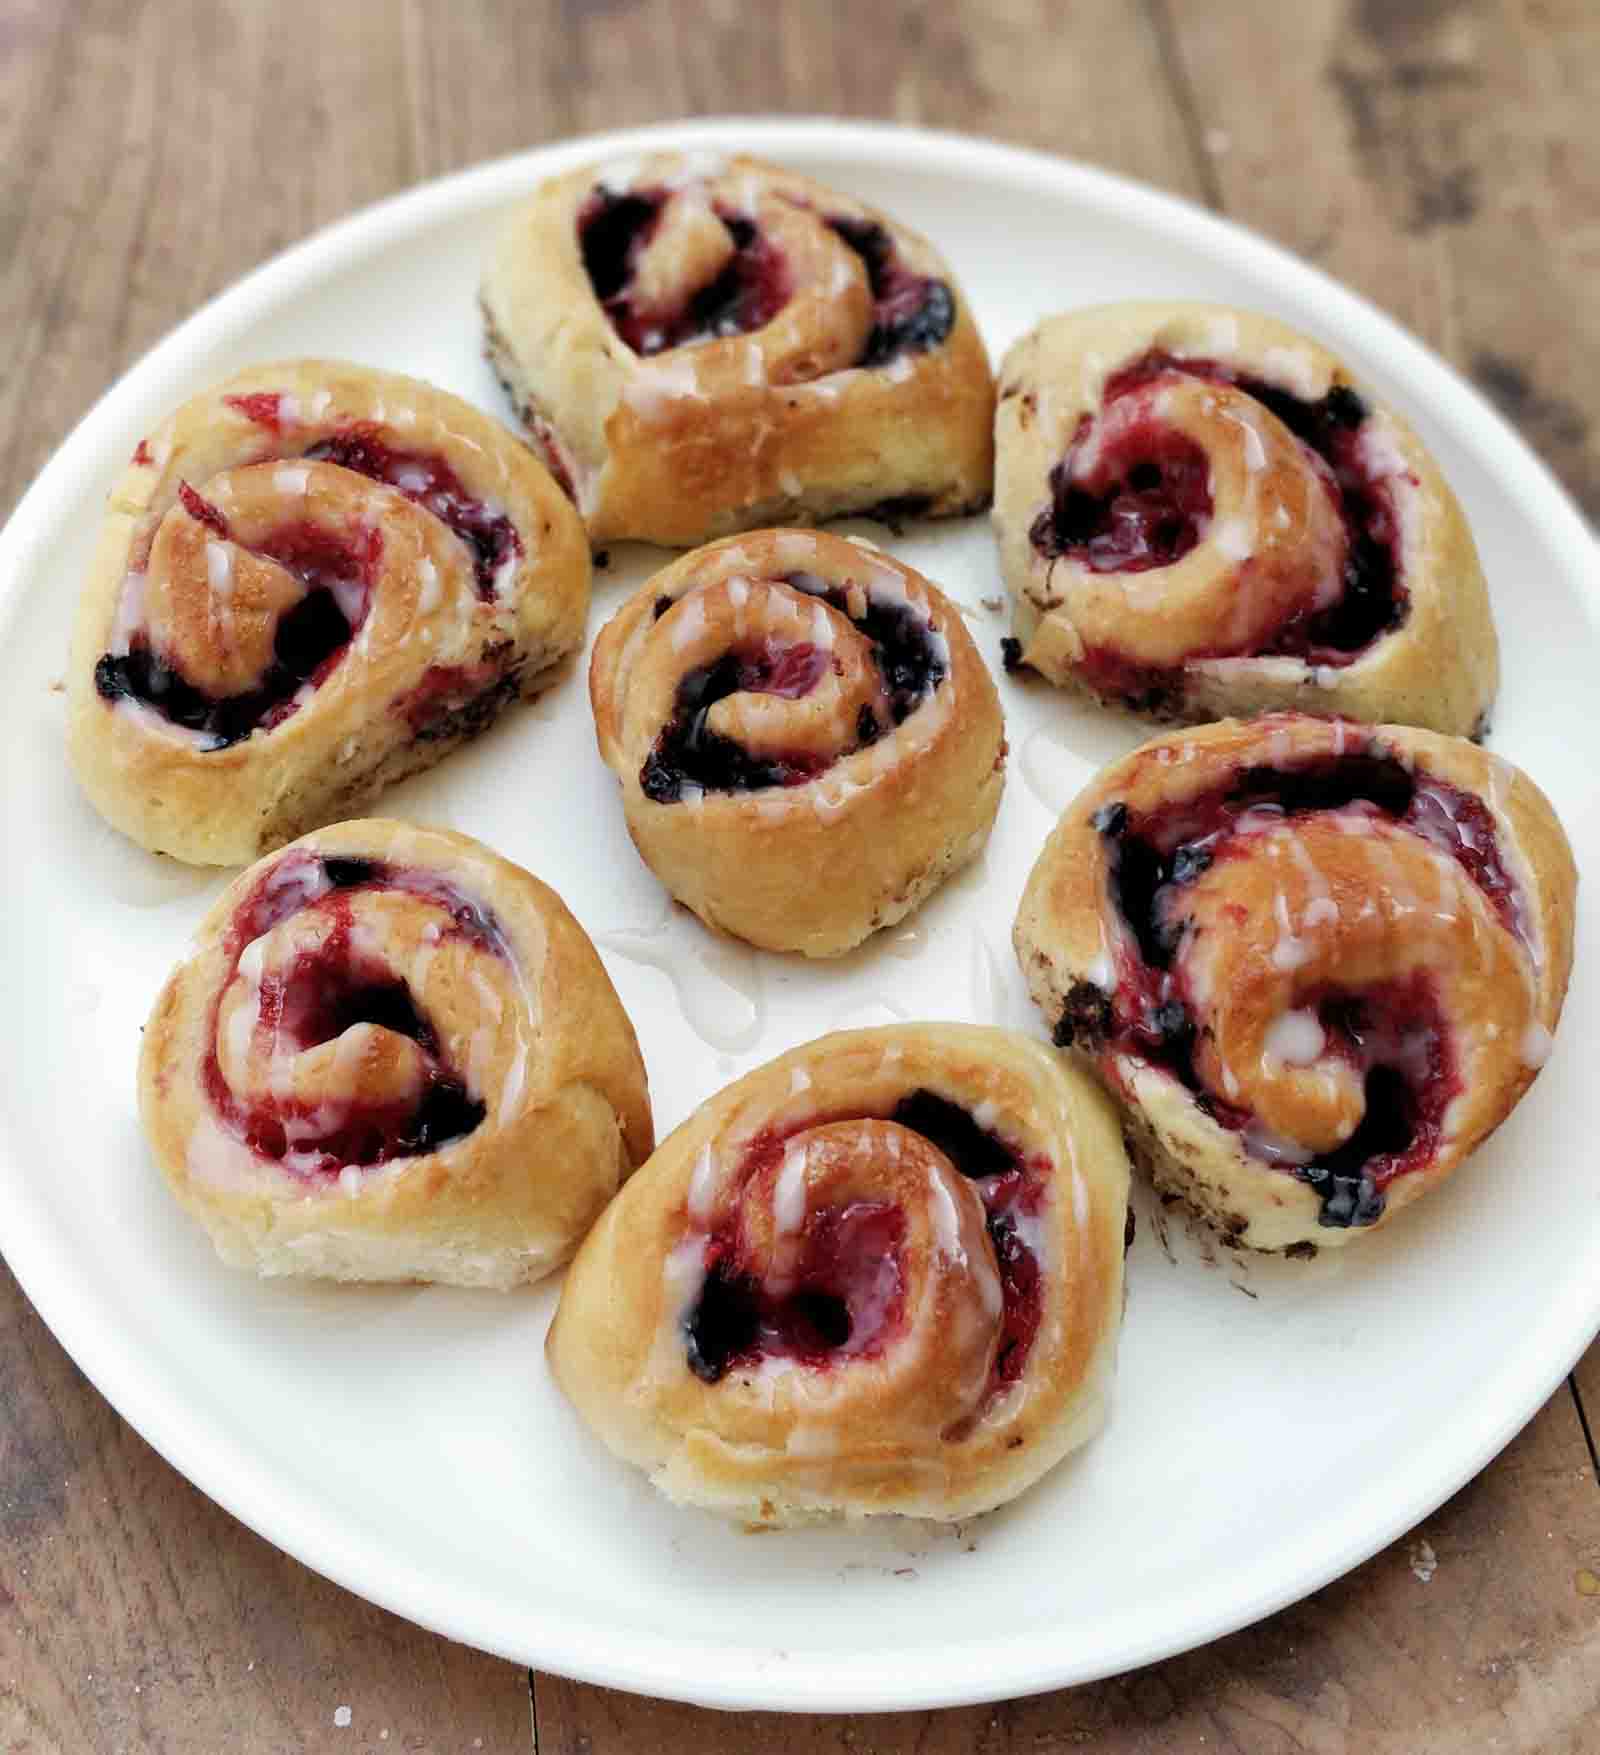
1030;409;1213;574
94;489;382;748
736;639;831;700
224;391;292;434
301;425;521;600
639;574;944;802
204;853;500;1175
575;189;954;366
1055;747;1514;1228
685;1201;907;1380
221;396;523;598
577;187;791;355
683;1091;1047;1402
1029;349;1409;684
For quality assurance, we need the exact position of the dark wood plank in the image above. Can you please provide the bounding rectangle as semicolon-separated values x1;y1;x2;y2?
0;1263;530;1753
1160;0;1600;517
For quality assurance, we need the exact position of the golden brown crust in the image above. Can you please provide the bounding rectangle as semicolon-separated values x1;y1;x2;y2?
67;361;590;865
139;820;653;1286
589;529;1006;956
481;152;995;546
1013;715;1576;1251
546;1024;1130;1523
994;304;1498;736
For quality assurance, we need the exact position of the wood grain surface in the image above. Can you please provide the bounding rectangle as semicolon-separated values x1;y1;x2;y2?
2;1;1596;1750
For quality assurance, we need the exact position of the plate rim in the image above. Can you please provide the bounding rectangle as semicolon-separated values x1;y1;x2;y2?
1;114;1596;1713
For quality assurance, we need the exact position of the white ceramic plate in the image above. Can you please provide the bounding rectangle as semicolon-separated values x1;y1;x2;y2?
1;119;1595;1713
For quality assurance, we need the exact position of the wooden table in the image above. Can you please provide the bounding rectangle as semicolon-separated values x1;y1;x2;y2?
3;2;1597;1748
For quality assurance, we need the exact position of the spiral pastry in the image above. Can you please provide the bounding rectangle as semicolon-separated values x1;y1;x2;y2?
547;1024;1129;1523
139;820;653;1286
994;304;1497;736
481;151;995;547
590;528;1005;956
67;361;589;865
1014;715;1575;1251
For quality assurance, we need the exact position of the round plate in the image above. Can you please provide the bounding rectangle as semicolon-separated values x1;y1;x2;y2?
1;119;1595;1713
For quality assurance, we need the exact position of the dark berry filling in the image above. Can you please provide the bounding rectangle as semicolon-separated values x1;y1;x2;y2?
825;216;955;366
302;425;520;599
639;648;831;801
888;1089;1014;1178
1080;747;1515;1225
686;1201;905;1383
220;395;523;598
1032;348;1407;670
682;1093;1046;1399
1288;978;1453;1226
96;498;381;749
578;186;790;355
580;189;665;302
639;574;946;803
205;854;504;1174
1030;414;1213;573
224;851;505;963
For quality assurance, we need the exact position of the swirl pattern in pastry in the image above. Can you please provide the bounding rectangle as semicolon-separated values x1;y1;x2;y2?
994;304;1497;736
481;151;994;546
68;361;589;864
140;820;653;1286
589;528;1006;956
1014;714;1575;1251
546;1024;1129;1523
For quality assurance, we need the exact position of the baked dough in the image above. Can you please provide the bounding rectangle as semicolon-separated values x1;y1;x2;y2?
482;151;995;546
140;819;653;1286
994;304;1497;736
546;1023;1130;1523
1014;714;1575;1251
68;360;589;864
589;528;1006;956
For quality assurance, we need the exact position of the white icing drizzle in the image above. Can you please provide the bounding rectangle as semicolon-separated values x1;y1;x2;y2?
686;1146;719;1224
274;465;310;496
330;574;367;628
927;1169;965;1263
1260;347;1320;400
1263;1008;1326;1067
1243;1120;1315;1166
1271;890;1312;971
670;591;707;651
1519;1021;1554;1069
205;539;233;597
1211;518;1253;561
415;556;440;614
109;571;146;655
498;1043;527;1125
773;1142;810;1242
626;352;705;418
